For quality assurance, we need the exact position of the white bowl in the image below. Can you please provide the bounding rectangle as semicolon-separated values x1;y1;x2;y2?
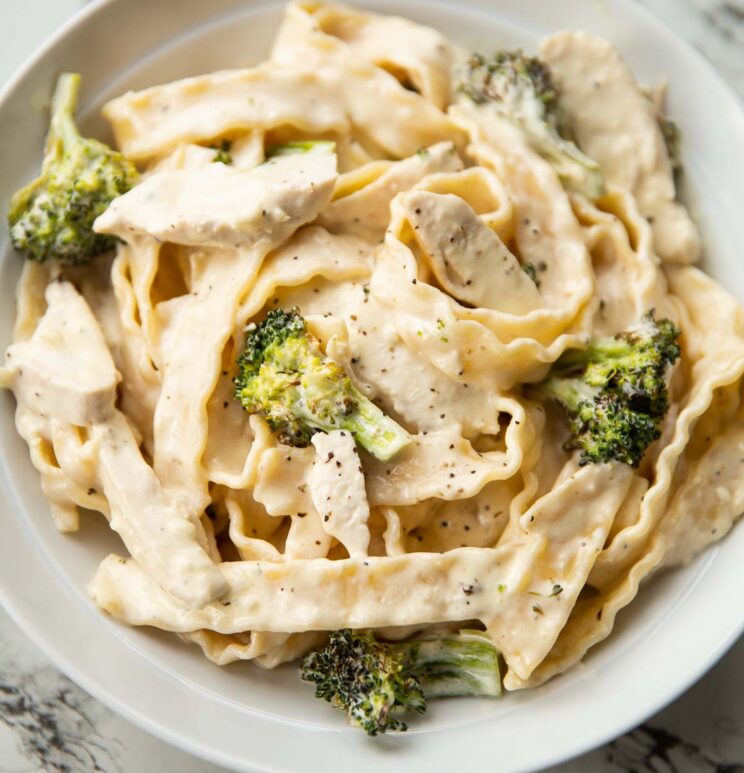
1;1;743;771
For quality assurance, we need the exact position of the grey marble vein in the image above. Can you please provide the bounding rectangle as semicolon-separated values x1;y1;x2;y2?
604;724;744;772
0;0;743;771
0;619;120;772
0;609;224;771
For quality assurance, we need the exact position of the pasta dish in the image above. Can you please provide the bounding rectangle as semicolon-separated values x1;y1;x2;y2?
2;0;743;735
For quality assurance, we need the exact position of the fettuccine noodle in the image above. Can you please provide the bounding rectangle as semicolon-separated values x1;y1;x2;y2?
2;1;743;692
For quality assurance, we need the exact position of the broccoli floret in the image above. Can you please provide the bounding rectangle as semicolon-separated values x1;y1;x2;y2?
265;140;336;158
458;51;605;199
301;629;501;735
531;313;680;467
211;139;233;165
234;308;411;461
7;73;138;265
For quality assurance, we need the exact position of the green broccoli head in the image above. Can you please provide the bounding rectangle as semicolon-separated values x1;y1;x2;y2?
458;51;605;199
300;629;501;735
532;313;681;467
7;73;138;265
301;629;425;735
234;308;411;460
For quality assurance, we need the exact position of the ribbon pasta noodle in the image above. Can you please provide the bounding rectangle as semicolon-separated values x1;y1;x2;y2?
2;1;744;709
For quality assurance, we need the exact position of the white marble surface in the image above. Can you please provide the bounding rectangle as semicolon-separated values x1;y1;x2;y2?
0;1;742;771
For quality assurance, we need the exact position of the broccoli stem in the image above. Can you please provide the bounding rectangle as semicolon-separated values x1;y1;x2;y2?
392;630;501;698
48;72;81;153
534;375;597;411
266;140;336;158
541;135;606;200
341;385;412;462
556;336;635;370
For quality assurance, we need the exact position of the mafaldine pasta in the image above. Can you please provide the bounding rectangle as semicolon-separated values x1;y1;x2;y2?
3;0;744;714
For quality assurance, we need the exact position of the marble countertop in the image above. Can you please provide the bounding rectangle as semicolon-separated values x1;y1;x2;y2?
1;1;742;771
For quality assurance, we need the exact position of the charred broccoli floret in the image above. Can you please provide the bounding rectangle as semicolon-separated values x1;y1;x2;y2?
301;629;501;735
531;313;681;467
234;308;411;461
458;51;605;199
7;73;138;265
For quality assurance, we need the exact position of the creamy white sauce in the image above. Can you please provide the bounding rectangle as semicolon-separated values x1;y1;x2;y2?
95;152;338;249
403;189;542;314
3;1;740;693
309;430;371;556
3;282;226;607
539;32;701;264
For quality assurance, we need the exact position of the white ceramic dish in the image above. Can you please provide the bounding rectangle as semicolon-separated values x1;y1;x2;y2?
1;1;743;771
